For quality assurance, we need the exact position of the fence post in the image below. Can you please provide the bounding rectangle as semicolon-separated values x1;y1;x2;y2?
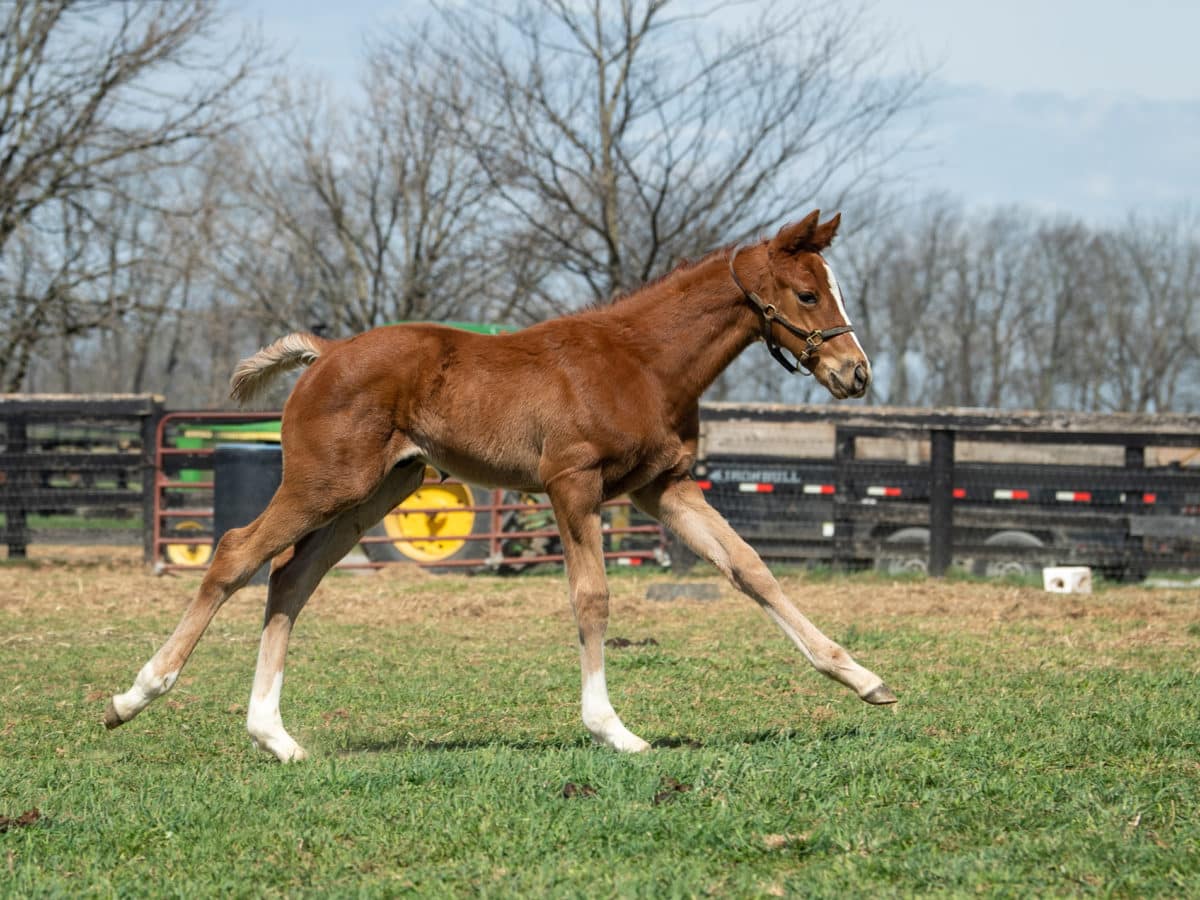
1123;441;1147;579
5;416;29;559
832;428;856;572
928;428;955;577
140;401;164;565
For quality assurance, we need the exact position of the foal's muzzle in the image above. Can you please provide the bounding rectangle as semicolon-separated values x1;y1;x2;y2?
826;358;871;399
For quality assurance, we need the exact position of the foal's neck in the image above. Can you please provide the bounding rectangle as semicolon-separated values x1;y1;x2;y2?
611;250;761;407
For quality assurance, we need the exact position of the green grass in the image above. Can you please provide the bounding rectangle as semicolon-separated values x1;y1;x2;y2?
0;513;140;532
1;566;1198;897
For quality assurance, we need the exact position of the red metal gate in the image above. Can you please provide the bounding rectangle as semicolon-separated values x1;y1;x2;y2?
152;411;665;573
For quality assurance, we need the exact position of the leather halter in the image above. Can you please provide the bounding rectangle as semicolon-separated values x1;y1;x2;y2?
728;244;855;375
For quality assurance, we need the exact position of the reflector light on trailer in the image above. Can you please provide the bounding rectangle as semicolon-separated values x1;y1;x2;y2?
696;480;712;490
866;486;902;497
1055;491;1092;502
737;482;774;493
953;488;967;499
993;489;1030;500
1143;493;1157;504
803;484;836;495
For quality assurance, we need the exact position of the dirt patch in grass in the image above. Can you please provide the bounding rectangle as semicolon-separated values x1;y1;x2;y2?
0;808;40;832
2;548;1198;647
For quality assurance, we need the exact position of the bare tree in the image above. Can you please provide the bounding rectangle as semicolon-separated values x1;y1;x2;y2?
834;196;959;406
403;0;927;310
835;199;1200;413
0;0;266;391
215;32;542;342
920;207;1039;408
1096;214;1200;412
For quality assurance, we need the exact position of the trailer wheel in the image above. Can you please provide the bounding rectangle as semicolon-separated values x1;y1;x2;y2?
362;475;492;570
973;530;1043;579
874;527;930;575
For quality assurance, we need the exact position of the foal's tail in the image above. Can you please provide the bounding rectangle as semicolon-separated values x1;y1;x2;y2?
229;332;331;406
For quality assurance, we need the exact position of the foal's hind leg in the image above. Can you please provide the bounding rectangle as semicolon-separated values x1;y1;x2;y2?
104;484;328;729
246;462;425;762
633;476;896;704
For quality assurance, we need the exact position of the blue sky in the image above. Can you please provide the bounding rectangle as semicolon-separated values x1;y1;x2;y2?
872;0;1199;101
870;0;1200;220
236;0;1200;224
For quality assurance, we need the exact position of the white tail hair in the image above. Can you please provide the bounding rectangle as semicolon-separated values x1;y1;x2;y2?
229;333;329;406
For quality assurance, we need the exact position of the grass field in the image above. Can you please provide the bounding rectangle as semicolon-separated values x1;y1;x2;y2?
2;548;1198;897
0;514;140;533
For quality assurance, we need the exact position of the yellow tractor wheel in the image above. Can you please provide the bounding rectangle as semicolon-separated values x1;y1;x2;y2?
163;519;213;566
362;472;491;568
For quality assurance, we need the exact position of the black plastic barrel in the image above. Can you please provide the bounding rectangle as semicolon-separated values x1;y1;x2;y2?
213;443;283;585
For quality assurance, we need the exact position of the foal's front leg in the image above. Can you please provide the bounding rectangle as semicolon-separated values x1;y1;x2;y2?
549;477;651;752
634;476;896;705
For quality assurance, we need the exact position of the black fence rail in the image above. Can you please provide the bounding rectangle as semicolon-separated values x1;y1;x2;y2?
7;395;1197;583
694;405;1200;581
0;395;164;559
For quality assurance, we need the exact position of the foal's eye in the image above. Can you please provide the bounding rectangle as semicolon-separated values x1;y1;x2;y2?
795;291;819;306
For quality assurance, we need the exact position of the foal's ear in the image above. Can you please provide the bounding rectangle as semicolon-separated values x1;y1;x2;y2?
770;209;841;256
810;212;841;250
770;210;821;257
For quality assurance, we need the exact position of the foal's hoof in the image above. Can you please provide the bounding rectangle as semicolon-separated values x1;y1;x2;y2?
588;723;652;753
103;699;126;730
251;734;309;763
861;683;898;705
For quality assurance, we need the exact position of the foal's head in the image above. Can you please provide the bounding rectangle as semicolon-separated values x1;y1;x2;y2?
745;210;871;399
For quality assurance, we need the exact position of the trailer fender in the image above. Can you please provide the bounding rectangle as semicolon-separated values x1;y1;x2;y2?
973;530;1044;579
874;526;931;576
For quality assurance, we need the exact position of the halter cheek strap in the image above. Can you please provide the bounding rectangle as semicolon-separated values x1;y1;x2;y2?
728;244;855;375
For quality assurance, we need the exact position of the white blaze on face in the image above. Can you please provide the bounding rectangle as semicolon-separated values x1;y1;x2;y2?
822;259;866;356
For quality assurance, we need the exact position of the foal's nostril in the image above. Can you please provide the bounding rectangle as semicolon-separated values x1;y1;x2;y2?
853;363;869;392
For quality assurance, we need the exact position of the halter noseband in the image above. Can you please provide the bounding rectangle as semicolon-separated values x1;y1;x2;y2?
728;244;855;375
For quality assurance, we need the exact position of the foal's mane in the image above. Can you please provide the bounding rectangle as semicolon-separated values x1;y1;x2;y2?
605;243;735;307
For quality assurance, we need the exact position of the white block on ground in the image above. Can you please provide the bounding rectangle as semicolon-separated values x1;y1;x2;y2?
1043;566;1092;594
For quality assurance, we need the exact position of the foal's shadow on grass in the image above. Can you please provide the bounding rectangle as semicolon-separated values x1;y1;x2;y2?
336;736;562;754
335;727;859;754
732;724;866;744
654;726;865;749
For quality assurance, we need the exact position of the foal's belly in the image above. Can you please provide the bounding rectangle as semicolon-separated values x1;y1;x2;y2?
415;442;677;500
417;445;546;494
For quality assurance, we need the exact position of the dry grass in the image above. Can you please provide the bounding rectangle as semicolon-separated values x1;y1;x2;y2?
4;544;1198;661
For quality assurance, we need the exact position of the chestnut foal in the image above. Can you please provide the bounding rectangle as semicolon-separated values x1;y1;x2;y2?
105;210;895;762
